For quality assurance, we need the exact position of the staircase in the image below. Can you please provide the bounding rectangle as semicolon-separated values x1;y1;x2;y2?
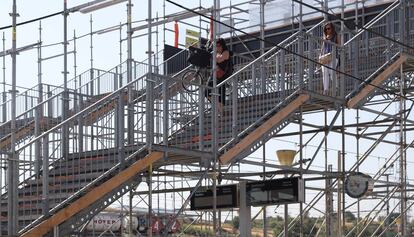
1;1;414;236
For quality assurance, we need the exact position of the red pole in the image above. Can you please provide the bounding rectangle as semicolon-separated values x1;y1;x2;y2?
174;21;179;47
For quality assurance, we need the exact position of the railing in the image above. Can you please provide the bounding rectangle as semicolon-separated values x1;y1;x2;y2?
342;0;414;97
2;71;150;231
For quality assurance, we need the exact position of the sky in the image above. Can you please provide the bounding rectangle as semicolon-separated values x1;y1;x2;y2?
0;0;412;222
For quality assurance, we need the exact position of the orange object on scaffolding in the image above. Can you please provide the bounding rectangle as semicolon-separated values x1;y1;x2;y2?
174;21;179;47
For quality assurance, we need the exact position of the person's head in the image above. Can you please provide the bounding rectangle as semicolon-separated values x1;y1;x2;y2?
216;38;228;53
323;22;337;37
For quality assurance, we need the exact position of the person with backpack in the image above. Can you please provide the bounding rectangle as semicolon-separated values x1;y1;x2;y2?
206;38;233;115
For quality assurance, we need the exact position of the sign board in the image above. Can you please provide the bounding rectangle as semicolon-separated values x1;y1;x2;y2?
190;184;238;210
246;177;304;206
185;37;199;48
186;29;200;38
185;29;200;48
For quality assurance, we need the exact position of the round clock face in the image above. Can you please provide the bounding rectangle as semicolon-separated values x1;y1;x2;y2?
345;173;374;198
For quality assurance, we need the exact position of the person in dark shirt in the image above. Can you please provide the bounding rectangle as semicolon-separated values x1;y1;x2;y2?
206;38;232;114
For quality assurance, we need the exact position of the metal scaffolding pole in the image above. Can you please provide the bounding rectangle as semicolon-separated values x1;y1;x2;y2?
7;0;18;235
259;0;266;93
212;0;219;235
89;13;95;151
34;21;42;177
337;151;342;237
127;0;134;145
356;109;360;236
2;32;5;124
147;0;154;236
263;143;267;237
399;64;407;237
62;0;69;159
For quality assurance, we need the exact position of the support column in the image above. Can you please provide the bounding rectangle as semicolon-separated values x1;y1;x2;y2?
35;21;43;177
2;33;5;124
145;0;154;148
299;108;304;237
7;0;18;235
115;67;125;168
399;1;407;235
259;0;266;93
239;182;252;237
263;143;267;237
42;87;52;216
399;64;407;236
356;109;360;236
146;1;154;236
337;151;342;237
62;0;69;159
284;174;289;237
298;0;304;89
127;0;135;145
212;0;220;235
326;165;333;237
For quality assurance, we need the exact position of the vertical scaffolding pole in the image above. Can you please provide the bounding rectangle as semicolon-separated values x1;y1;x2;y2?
0;32;4;234
72;29;80;152
62;0;69;159
259;0;266;93
399;65;407;237
8;0;18;235
35;21;42;177
127;0;134;145
337;150;342;237
263;143;267;237
212;0;219;235
356;109;360;236
147;0;154;236
324;109;332;236
146;0;154;148
340;0;345;98
284;172;289;237
73;30;77;83
298;0;304;89
299;109;304;237
341;110;346;234
78;28;84;153
399;1;407;235
2;32;5;124
89;15;95;151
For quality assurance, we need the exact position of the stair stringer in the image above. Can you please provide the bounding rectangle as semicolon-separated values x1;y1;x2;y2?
19;151;164;237
347;54;409;109
57;178;143;236
220;93;310;165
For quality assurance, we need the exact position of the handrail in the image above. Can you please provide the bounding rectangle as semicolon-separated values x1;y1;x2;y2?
344;51;401;100
344;0;400;46
217;20;326;87
16;73;149;153
0;67;93;109
218;88;301;153
0;61;140;131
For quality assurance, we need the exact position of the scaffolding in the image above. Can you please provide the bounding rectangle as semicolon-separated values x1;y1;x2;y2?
0;0;413;236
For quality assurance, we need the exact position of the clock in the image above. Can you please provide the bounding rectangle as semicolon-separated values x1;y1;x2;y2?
344;173;374;198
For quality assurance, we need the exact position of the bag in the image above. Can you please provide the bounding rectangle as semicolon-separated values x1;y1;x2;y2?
187;46;211;68
319;52;332;65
